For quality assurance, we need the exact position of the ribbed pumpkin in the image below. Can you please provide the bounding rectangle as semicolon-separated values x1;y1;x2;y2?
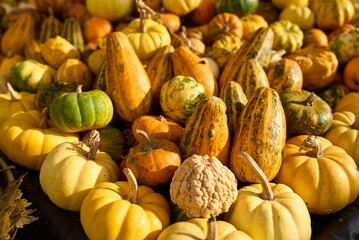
105;31;152;123
215;0;259;17
328;28;359;66
60;17;85;52
274;135;359;215
280;90;333;136
207;12;243;43
269;19;303;53
229;87;286;183
219;81;248;141
334;91;359;115
303;28;328;48
279;5;315;31
240;14;268;40
325;111;359;166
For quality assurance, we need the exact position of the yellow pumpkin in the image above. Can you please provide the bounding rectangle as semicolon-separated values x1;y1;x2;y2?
240;14;268;40
279;5;315;31
325;111;359;166
39;130;120;211
224;152;312;240
162;0;201;16
274;135;359;215
0;109;79;170
121;18;171;62
80;168;170;240
269;19;303;53
334;91;359;115
158;218;253;240
271;0;308;10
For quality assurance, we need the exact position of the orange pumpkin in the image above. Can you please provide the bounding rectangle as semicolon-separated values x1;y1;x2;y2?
207;13;243;44
84;16;113;43
189;0;216;26
303;28;328;48
343;57;359;91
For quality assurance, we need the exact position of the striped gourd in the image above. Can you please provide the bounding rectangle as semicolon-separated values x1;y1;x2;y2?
220;58;269;99
219;81;248;141
93;60;107;91
219;27;274;90
179;95;230;165
39;10;62;43
229;87;286;183
61;17;84;52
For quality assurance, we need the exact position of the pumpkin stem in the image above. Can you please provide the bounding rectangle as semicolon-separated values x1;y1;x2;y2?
159;115;167;122
6;82;20;102
123;168;139;204
85;130;101;160
239;152;275;200
135;129;154;151
351;115;359;129
300;135;323;158
38;108;49;129
302;92;316;106
207;216;218;240
76;85;83;93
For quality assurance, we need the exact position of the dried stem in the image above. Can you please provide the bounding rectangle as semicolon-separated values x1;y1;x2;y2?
123;168;138;204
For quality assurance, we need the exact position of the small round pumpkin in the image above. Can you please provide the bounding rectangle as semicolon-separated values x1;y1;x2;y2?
279;5;315;31
303;28;328;48
269;19;303;53
162;0;201;16
240;14;268;40
334;91;359;115
84;16;113;43
343;56;359;91
207;12;244;44
49;85;114;133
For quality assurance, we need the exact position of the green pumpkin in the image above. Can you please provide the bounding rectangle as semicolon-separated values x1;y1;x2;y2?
280;90;333;136
49;86;113;133
216;0;259;17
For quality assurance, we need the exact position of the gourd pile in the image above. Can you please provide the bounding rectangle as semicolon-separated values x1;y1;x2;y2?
1;0;359;239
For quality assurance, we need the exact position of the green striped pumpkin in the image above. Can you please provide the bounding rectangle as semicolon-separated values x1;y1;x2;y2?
39;11;62;43
179;95;230;166
219;81;248;140
61;17;84;52
216;0;259;17
229;87;286;183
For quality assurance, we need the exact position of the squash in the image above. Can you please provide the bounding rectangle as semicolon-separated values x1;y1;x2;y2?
10;59;56;93
274;135;359;215
39;130;120;211
159;75;206;125
84;16;113;43
284;46;339;91
60;17;85;52
207;13;243;44
87;49;106;76
170;154;238;218
0;51;25;74
324;111;359;166
328;28;359;66
80;168;170;240
0;109;79;170
105;31;152;123
162;0;201;16
38;9;62;43
121;18;171;62
271;0;308;10
32;0;67;16
179;96;230;165
171;46;218;96
132;115;183;145
49;85;113;133
317;80;350;111
224;152;312;240
254;1;279;24
279;5;315;31
219;81;248;141
229;87;286;183
189;0;216;26
92;60;107;91
303;28;328;48
266;58;303;94
86;0;134;22
158;217;253;240
327;23;356;42
310;0;355;31
280;90;333;136
215;0;259;17
240;14;268;40
335;91;359;115
56;58;94;91
269;19;303;53
24;39;45;64
343;56;359;91
125;129;182;186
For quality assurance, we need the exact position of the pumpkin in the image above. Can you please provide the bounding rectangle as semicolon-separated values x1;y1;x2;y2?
155;13;182;33
86;0;134;22
49;85;113;133
56;58;94;91
132;115;183;145
254;1;279;24
317;80;350;111
84;16;113;43
189;0;216;26
80;168;170;240
125;129;182;186
170;154;238;218
269;19;303;53
240;14;268;40
284;46;339;91
328;28;359;66
41;35;81;69
0;73;10;93
327;23;356;42
60;17;85;52
215;0;259;17
162;0;201;16
229;87;286;183
38;9;62;43
121;18;171;62
10;59;56;93
224;152;312;240
105;31;152;123
24;39;45;64
87;49;106;76
274;135;359;215
271;0;308;10
207;13;243;44
179;96;230;165
158;217;253;240
266;58;303;94
343;56;359;91
0;109;79;170
0;51;25;74
280;90;333;136
39;130;120;211
324;111;359;166
279;5;315;31
310;0;355;31
0;83;36;125
303;28;328;48
335;91;359;114
159;75;206;125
